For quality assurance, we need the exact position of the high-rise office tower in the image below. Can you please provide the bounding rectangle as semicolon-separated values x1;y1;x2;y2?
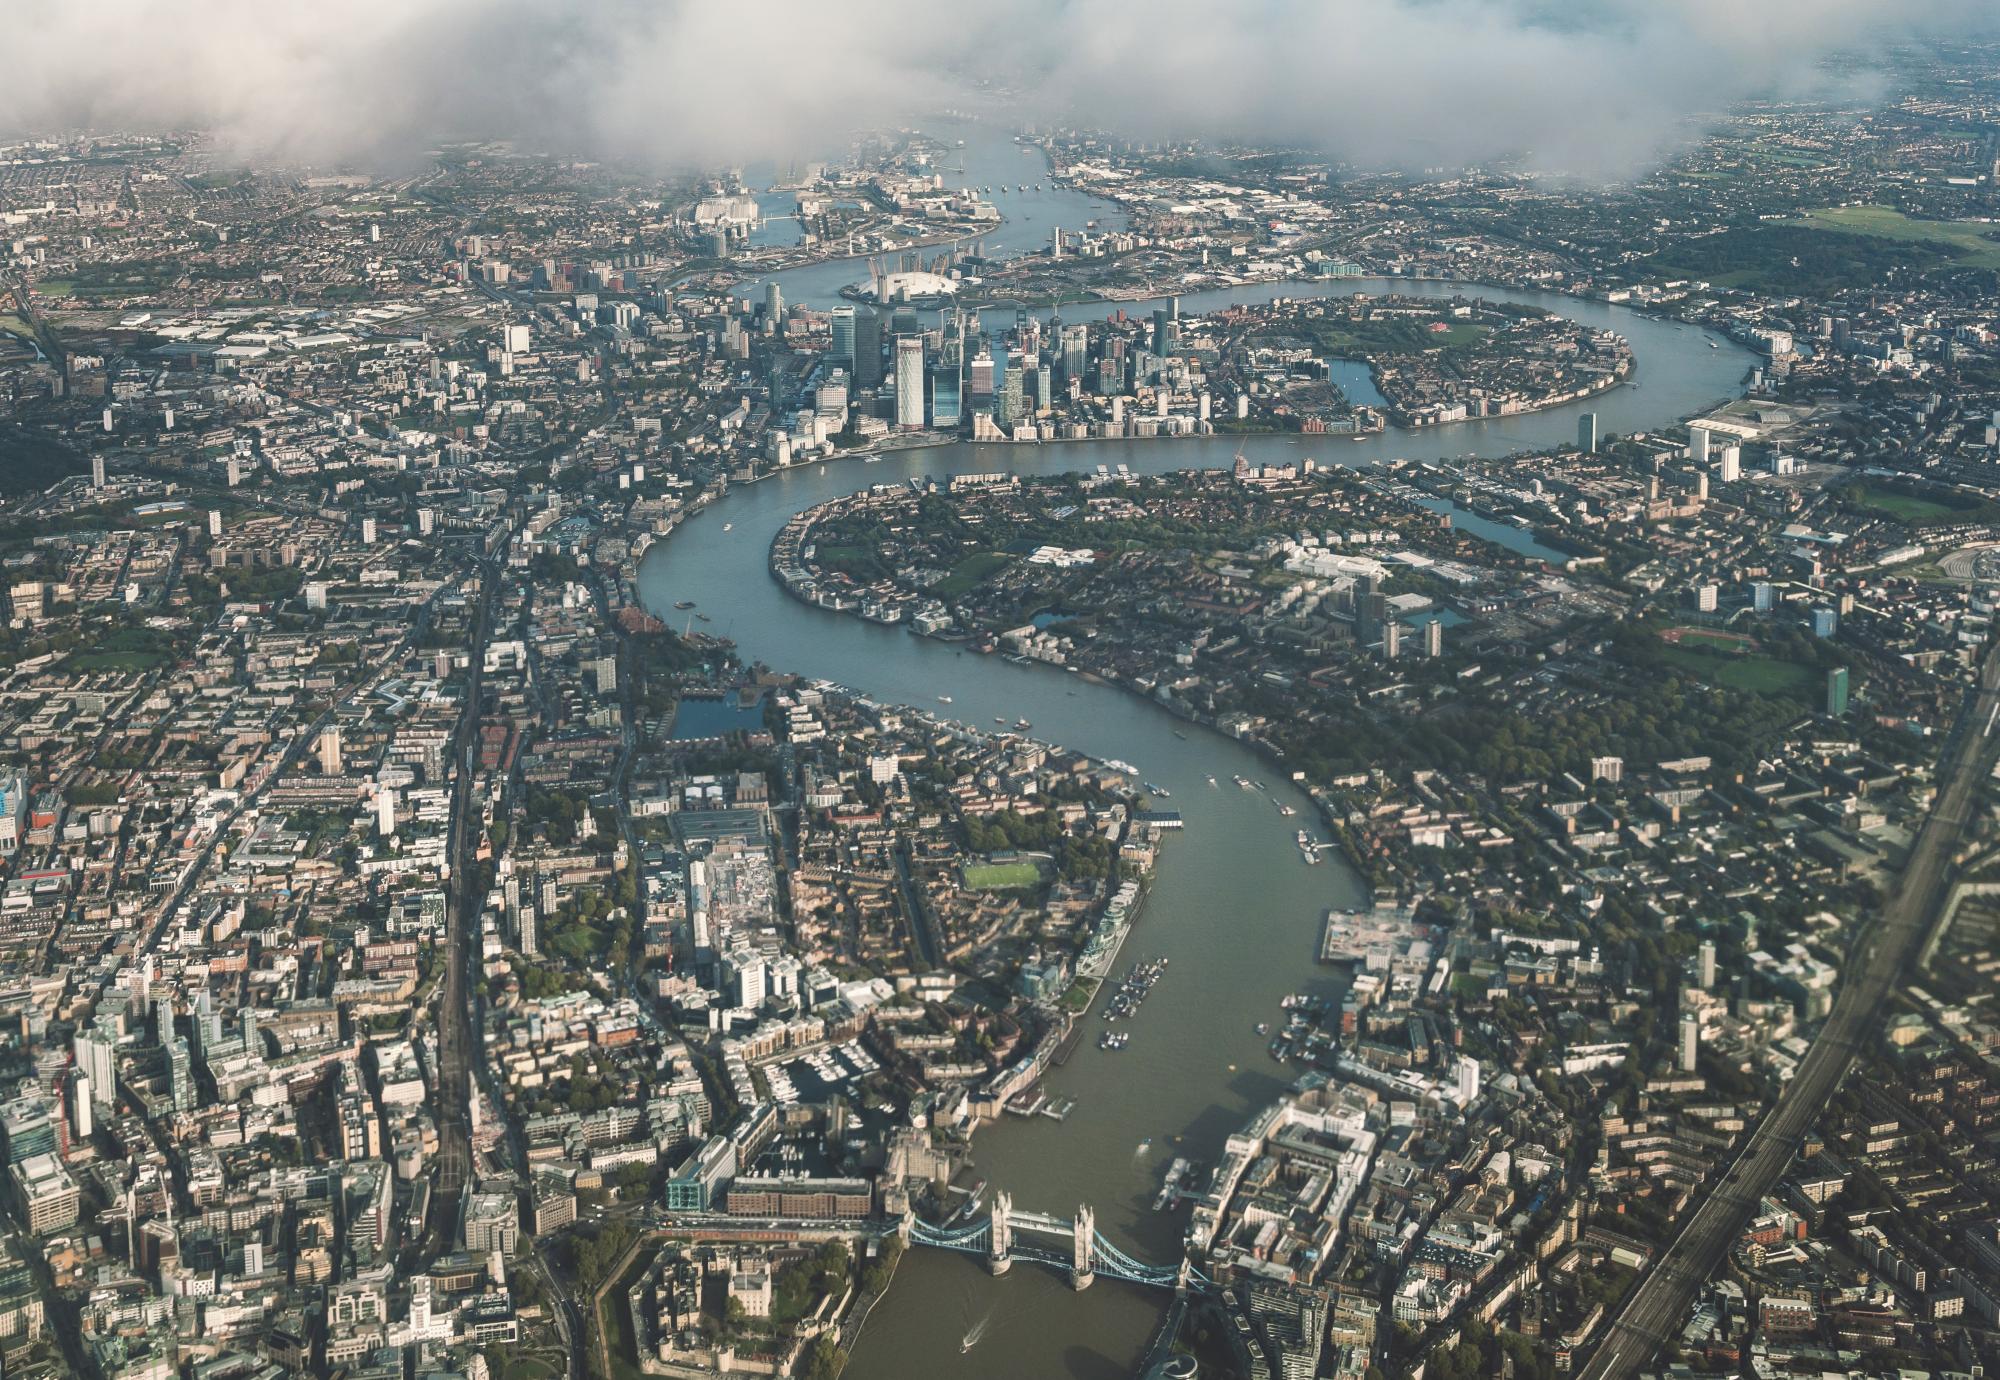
931;367;962;428
73;1032;115;1112
1577;412;1598;453
167;1035;196;1111
829;306;856;365
997;363;1025;426
853;309;883;389
1061;325;1089;384
895;338;926;429
69;1074;92;1141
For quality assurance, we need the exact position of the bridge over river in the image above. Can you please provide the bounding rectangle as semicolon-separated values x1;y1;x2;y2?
907;1192;1214;1294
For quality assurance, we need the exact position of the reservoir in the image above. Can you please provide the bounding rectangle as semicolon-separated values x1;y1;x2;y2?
639;123;1753;1379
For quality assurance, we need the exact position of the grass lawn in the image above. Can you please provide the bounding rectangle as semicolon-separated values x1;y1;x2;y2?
1308;320;1489;357
501;1359;559;1380
1837;483;1960;523
963;860;1043;890
1657;643;1817;697
1669;627;1753;651
1796;206;2000;270
69;650;171;671
1639;222;1955;291
933;550;1012;599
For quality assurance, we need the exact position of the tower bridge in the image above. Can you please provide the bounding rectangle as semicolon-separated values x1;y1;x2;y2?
906;1192;1213;1294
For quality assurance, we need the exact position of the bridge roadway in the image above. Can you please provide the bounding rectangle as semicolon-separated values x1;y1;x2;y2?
1579;643;2000;1380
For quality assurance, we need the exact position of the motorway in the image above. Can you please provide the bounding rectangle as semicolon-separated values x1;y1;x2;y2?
1580;643;2000;1380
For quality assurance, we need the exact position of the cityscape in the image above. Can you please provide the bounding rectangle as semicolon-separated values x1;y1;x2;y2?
5;6;2000;1380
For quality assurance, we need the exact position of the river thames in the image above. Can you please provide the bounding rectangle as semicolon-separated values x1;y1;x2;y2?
638;119;1754;1379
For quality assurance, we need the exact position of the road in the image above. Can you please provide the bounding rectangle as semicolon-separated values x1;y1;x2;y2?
1579;643;2000;1380
427;557;499;1254
422;555;589;1380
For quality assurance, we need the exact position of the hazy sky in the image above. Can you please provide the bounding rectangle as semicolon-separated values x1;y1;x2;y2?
0;0;1988;180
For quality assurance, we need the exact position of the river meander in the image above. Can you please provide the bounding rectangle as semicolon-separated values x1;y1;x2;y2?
636;121;1754;1380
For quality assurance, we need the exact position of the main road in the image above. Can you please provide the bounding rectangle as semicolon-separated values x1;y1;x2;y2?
1579;642;2000;1380
428;555;499;1252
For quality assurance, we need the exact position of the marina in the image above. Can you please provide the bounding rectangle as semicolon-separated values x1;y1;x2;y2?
1101;956;1168;1023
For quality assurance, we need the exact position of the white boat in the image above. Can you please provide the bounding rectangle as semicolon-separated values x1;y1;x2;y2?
722;522;733;532
938;695;953;704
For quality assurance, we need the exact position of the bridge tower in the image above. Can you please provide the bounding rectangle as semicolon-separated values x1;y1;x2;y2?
987;1191;1012;1276
1070;1204;1095;1291
1175;1253;1192;1298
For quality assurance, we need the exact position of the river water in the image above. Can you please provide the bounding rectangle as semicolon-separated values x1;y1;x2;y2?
639;123;1754;1380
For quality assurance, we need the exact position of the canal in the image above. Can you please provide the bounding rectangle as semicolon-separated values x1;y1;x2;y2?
637;122;1754;1380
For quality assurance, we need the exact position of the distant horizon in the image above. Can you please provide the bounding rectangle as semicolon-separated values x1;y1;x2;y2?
5;2;1997;182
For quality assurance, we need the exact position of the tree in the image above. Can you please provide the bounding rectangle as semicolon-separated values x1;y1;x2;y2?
803;1336;846;1380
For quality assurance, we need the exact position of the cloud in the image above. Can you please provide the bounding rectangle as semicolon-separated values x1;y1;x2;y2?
0;0;1988;181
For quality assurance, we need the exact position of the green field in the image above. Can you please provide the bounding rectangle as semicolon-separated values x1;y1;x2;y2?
501;1359;558;1380
1672;628;1753;652
1638;222;1956;292
1299;319;1490;358
963;860;1043;890
933;550;1013;599
65;626;182;673
1657;643;1817;697
1796;206;2000;271
1835;481;1962;524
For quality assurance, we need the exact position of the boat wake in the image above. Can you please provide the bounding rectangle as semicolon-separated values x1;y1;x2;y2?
961;1308;996;1353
